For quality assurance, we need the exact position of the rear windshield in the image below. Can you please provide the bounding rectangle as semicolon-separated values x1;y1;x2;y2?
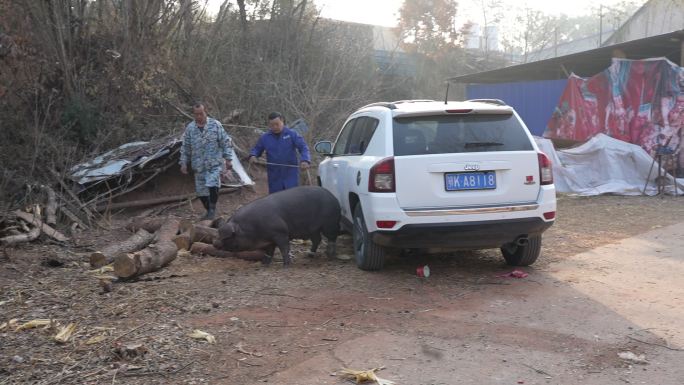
392;114;534;156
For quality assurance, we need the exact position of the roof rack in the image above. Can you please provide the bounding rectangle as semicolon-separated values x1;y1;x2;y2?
359;102;397;110
465;98;507;106
359;100;439;110
392;99;436;104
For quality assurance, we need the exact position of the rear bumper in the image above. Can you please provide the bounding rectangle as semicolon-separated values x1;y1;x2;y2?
371;217;553;249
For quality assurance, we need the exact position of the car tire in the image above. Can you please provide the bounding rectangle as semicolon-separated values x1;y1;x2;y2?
500;234;542;266
352;205;385;271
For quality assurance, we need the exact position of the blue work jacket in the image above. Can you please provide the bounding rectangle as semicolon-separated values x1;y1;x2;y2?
250;127;311;193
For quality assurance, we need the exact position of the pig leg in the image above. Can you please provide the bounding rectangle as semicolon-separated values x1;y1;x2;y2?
261;244;276;265
274;236;291;266
325;241;337;258
322;224;338;258
307;232;321;258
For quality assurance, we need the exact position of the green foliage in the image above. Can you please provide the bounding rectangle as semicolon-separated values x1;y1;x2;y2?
61;97;100;144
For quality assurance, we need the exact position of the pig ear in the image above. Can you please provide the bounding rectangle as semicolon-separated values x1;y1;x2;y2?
228;223;243;238
226;223;236;237
220;223;235;238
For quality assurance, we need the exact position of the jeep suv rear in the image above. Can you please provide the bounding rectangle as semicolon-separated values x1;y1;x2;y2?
315;100;556;271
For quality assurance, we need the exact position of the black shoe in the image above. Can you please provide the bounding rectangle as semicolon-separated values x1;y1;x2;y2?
202;202;216;220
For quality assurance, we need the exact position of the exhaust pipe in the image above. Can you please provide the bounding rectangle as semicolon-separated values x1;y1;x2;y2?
515;237;529;247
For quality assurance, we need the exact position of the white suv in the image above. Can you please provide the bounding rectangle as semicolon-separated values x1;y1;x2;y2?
314;100;556;271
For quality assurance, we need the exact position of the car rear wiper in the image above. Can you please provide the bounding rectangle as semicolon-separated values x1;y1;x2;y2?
464;142;504;148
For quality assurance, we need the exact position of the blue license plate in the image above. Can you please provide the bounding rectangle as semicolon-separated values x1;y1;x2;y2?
445;171;497;191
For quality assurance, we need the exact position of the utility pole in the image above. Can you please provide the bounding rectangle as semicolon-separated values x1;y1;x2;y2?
599;4;603;47
554;27;558;57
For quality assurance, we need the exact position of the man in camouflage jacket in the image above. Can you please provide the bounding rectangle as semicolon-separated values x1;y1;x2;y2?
180;103;232;220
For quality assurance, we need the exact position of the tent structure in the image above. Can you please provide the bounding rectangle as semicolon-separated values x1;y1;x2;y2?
536;134;683;196
545;58;684;172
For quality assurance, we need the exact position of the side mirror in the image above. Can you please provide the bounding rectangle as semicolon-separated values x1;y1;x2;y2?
314;141;333;155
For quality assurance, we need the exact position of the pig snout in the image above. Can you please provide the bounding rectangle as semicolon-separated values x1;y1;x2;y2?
213;239;223;249
214;222;238;251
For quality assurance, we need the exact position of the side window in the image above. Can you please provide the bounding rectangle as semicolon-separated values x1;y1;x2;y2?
347;117;379;154
333;118;357;155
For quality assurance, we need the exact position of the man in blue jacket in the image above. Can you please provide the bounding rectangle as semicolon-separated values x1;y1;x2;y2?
248;112;311;194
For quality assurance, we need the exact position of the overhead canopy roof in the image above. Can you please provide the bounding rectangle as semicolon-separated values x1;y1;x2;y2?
449;30;684;84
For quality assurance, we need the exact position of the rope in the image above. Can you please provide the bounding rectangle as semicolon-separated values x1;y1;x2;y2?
247;160;314;186
252;160;301;168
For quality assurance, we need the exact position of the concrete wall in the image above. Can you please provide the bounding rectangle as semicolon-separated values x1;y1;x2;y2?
605;0;684;44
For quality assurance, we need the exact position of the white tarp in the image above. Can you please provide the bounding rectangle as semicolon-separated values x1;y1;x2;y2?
535;134;684;196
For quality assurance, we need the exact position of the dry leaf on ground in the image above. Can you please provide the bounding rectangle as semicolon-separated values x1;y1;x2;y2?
188;329;216;344
54;323;77;343
15;319;53;332
340;367;395;385
85;334;107;345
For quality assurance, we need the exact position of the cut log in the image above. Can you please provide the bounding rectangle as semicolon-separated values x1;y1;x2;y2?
190;242;234;258
191;225;218;244
94;188;238;212
156;219;180;240
41;185;58;226
210;216;226;228
89;229;155;268
113;242;179;279
172;219;195;251
0;226;41;246
196;220;213;227
178;219;194;233
125;217;166;233
172;232;192;251
113;220;179;279
98;193;195;212
13;211;68;242
190;242;263;261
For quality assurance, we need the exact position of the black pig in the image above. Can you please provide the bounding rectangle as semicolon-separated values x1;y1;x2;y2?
213;186;340;266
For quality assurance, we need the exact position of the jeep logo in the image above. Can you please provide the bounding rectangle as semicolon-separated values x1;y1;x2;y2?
464;163;481;171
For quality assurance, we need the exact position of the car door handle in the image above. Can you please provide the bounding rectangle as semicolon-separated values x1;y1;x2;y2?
333;164;339;168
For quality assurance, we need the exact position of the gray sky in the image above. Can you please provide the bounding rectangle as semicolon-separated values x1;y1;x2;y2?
315;0;644;27
204;0;644;32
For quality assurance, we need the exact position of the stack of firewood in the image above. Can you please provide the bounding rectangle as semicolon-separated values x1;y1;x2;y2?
0;186;72;247
88;216;262;280
0;181;98;247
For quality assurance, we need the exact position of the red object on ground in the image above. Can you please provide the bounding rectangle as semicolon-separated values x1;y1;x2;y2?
416;265;430;278
497;270;529;279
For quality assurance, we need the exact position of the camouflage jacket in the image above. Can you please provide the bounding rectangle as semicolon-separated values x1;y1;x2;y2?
179;118;232;172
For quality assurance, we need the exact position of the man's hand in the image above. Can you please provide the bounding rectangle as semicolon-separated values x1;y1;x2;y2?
225;159;232;170
180;164;188;174
249;156;257;164
300;161;310;170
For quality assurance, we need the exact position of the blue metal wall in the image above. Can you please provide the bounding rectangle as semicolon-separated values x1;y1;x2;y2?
466;79;568;136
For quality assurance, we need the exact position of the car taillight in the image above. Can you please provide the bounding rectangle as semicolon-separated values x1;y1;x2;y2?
445;109;473;114
538;152;553;185
376;220;397;229
369;157;395;192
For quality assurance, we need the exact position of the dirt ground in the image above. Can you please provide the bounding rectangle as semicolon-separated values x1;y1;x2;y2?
2;191;684;385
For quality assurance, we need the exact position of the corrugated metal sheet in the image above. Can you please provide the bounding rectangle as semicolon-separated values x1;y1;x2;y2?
466;79;567;136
